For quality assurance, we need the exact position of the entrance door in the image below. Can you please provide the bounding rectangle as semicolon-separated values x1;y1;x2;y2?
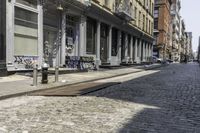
44;28;58;67
100;23;108;63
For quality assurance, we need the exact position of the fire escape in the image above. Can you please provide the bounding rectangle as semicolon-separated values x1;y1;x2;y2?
115;0;134;21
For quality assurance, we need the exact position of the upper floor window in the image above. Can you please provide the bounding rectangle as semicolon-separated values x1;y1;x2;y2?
134;7;137;19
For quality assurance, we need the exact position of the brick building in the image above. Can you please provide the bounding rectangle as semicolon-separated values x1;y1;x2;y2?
153;0;172;60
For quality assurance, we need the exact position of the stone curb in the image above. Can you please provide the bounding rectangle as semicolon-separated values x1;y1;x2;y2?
0;64;166;100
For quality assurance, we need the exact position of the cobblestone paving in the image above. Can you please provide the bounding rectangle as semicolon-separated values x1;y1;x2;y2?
0;63;200;133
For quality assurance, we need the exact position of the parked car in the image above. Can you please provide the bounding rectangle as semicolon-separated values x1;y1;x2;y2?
152;56;162;63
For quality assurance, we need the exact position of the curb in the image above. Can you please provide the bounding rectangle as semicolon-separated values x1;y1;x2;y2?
0;64;166;100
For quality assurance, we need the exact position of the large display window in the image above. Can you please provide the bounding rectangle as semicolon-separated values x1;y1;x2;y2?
86;17;96;55
14;0;38;56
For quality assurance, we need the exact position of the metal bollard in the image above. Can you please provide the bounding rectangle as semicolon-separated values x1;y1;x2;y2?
41;63;49;84
33;64;38;86
55;66;59;82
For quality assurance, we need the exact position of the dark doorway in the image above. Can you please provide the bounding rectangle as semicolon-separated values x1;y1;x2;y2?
100;23;108;64
121;32;125;61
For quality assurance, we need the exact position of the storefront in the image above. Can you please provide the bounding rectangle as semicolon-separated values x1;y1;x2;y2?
4;0;153;72
6;0;43;71
0;0;6;71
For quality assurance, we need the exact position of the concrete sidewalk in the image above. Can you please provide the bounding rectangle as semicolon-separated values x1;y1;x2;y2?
0;63;164;100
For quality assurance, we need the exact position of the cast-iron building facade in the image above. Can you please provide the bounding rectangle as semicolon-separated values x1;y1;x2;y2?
3;0;154;72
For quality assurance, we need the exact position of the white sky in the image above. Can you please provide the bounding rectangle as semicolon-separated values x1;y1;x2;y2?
180;0;200;52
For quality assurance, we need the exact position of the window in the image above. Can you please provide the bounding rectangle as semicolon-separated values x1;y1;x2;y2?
154;8;159;18
143;14;145;30
16;0;37;8
146;17;148;32
15;7;38;29
134;7;137;20
14;7;38;56
86;17;96;54
152;3;154;15
66;15;77;45
149;20;151;34
112;28;118;56
138;11;141;28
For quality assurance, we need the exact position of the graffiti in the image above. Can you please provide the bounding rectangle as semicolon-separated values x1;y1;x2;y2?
14;56;23;64
65;56;96;70
14;56;38;69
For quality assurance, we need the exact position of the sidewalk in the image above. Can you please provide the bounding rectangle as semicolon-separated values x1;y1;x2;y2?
0;63;164;100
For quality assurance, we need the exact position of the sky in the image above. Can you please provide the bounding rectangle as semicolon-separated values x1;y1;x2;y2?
180;0;200;52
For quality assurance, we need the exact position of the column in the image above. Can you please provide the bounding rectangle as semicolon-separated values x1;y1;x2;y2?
138;39;142;63
134;38;138;63
142;41;146;62
130;36;133;63
151;44;153;57
37;2;43;68
124;33;128;63
96;21;101;69
61;11;67;66
147;43;150;62
148;43;151;57
79;15;86;56
117;30;122;64
108;26;112;63
145;42;147;61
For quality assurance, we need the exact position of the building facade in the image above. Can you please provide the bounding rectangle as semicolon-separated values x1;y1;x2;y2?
186;32;193;60
153;0;172;60
3;0;154;72
179;19;186;62
171;0;181;62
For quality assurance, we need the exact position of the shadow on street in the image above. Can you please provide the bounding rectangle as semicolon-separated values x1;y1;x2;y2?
86;63;200;133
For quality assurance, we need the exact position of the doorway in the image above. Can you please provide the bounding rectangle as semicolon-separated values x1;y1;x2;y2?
100;23;108;64
43;27;58;67
121;32;125;61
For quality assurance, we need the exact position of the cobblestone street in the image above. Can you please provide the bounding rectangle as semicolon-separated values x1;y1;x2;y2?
1;63;200;133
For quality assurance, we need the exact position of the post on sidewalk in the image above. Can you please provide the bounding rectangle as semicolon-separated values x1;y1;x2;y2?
33;64;38;86
41;63;49;84
55;66;59;82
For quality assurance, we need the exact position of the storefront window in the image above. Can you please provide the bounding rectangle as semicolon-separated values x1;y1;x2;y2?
14;7;38;56
112;28;118;56
66;15;77;46
16;0;37;9
86;17;96;54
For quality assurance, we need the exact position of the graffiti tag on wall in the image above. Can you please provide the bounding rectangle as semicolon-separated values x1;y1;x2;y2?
14;56;39;69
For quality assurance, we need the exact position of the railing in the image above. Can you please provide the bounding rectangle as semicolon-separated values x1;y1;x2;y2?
115;0;134;21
